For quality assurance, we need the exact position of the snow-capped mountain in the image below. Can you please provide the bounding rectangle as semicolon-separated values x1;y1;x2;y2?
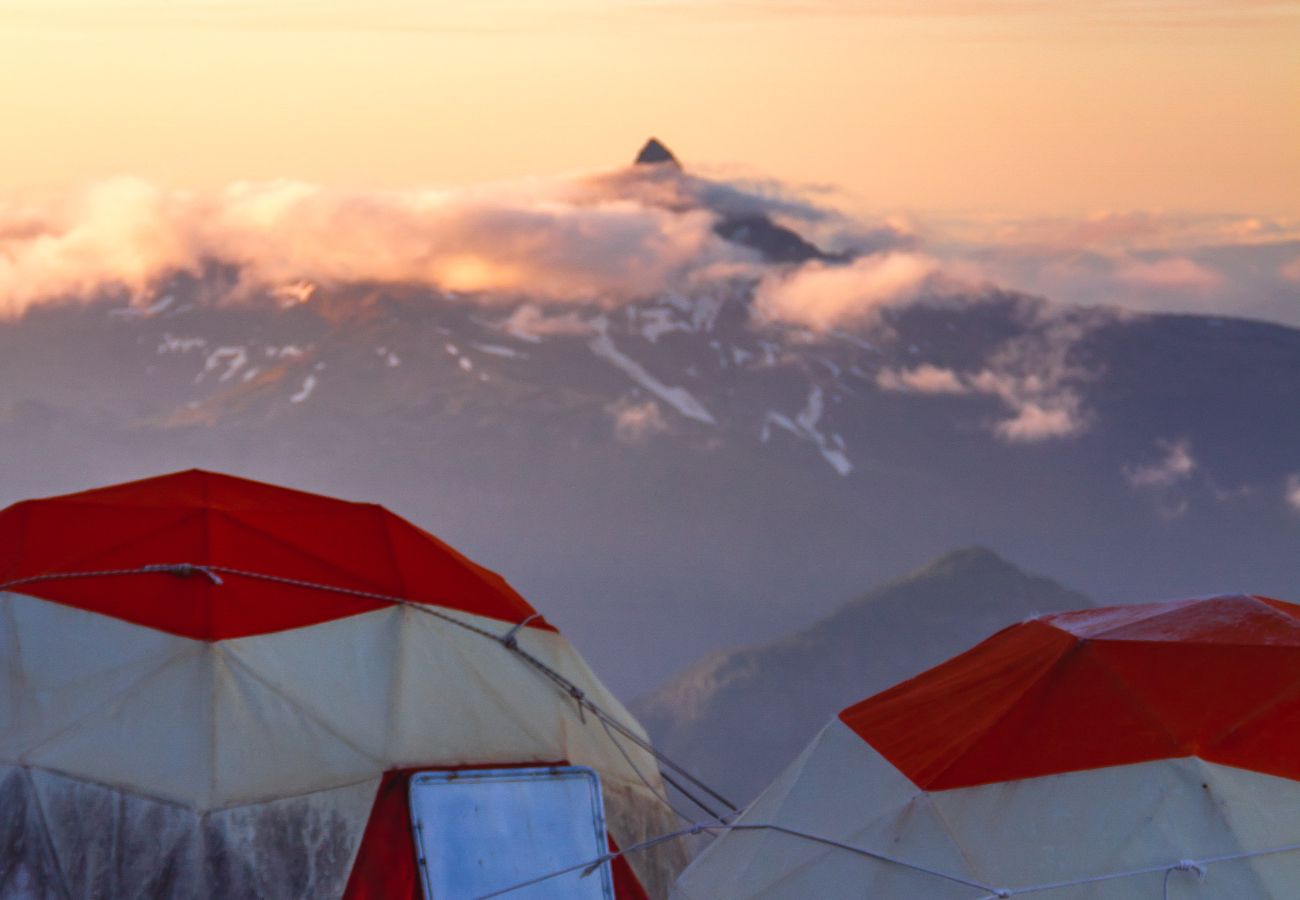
1;144;1297;697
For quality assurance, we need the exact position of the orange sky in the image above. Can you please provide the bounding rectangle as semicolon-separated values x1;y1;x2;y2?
1;0;1297;215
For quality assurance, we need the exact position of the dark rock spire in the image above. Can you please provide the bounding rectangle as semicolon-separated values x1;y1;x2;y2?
634;138;681;168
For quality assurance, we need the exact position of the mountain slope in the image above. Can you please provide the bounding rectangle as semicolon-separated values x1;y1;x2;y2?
633;548;1091;803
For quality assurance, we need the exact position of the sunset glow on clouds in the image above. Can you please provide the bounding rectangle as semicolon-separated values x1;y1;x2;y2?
2;160;1297;335
0;172;738;316
753;253;939;329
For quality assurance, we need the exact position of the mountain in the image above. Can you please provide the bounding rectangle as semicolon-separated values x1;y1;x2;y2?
0;144;1297;700
635;137;680;167
631;548;1091;804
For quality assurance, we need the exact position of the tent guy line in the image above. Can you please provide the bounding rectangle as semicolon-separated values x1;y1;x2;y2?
476;817;992;899
969;841;1300;899
475;814;736;900
479;818;1300;899
599;713;699;826
0;560;738;822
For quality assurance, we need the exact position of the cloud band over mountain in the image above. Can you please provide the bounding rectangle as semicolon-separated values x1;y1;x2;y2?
2;164;1297;331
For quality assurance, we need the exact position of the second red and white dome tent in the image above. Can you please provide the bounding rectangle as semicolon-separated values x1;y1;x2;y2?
0;470;684;898
673;595;1300;899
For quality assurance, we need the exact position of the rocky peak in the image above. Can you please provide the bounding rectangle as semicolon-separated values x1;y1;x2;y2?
634;138;681;168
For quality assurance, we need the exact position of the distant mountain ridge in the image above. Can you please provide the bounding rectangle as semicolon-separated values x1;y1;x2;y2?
633;548;1092;803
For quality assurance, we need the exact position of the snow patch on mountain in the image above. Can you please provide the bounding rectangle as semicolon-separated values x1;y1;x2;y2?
158;334;206;354
267;345;304;359
111;295;176;319
637;307;691;343
588;321;715;425
472;343;525;359
199;347;248;383
289;375;317;403
761;386;853;476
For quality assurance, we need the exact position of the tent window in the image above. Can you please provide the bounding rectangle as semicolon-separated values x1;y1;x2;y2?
408;765;616;899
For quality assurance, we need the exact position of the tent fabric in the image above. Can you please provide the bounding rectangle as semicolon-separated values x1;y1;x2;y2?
0;469;549;640
0;471;682;898
673;596;1300;899
0;762;381;898
840;594;1300;789
672;721;1300;899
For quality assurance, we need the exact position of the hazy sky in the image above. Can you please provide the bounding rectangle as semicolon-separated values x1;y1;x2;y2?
1;0;1297;214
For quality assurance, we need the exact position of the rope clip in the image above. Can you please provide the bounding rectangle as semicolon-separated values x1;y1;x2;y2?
142;563;224;585
500;613;541;650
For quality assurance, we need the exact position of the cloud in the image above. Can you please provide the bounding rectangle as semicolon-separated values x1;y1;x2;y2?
869;304;1103;443
994;403;1078;442
0;179;198;315
1286;474;1300;513
502;304;597;341
1114;257;1222;291
753;252;938;330
926;211;1300;327
875;364;969;394
1125;439;1197;488
979;306;1104;442
609;398;671;443
968;369;1087;442
0;162;910;324
869;318;1094;443
0;169;749;318
936;210;1300;253
4;162;1296;336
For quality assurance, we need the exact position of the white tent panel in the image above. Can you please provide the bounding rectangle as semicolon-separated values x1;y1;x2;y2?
927;758;1300;898
385;605;659;779
211;646;386;807
676;719;1300;899
1208;760;1300;871
0;592;191;760
220;606;403;763
672;720;975;900
24;645;215;807
387;603;559;765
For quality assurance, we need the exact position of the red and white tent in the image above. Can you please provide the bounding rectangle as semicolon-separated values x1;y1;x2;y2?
673;595;1300;899
0;470;682;898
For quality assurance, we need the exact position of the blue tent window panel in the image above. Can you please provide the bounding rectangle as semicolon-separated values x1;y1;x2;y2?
408;765;616;900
